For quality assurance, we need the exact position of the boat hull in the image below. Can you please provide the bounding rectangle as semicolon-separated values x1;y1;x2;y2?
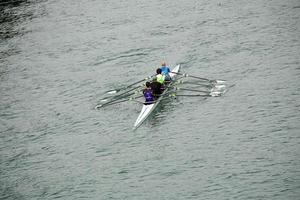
133;64;181;128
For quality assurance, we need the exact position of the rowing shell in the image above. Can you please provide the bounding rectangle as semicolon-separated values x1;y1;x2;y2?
133;64;181;128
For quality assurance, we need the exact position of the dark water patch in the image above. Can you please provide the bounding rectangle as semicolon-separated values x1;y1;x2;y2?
0;1;33;40
0;0;28;7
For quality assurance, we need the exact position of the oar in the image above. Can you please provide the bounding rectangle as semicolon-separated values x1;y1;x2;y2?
171;72;226;83
100;91;137;102
107;84;143;101
176;87;224;97
173;87;211;93
176;80;214;87
157;92;210;98
172;94;211;97
105;75;154;94
170;71;212;81
96;85;143;108
95;95;144;109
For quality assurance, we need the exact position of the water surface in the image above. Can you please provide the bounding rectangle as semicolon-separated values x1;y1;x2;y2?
1;0;299;199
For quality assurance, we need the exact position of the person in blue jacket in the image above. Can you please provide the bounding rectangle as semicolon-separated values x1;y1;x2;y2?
160;62;171;82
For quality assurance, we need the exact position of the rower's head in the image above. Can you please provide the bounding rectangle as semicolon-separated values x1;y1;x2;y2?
161;62;166;67
156;68;162;74
145;81;151;87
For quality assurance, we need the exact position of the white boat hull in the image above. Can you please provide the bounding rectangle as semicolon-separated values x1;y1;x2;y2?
134;64;181;128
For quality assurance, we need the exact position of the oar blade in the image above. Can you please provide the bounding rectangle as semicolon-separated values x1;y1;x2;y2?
215;80;226;84
106;90;118;94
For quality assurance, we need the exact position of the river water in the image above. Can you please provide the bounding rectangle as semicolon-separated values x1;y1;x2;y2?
1;0;299;199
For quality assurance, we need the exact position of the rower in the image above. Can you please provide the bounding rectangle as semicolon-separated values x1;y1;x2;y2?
160;62;172;82
150;80;163;99
143;82;155;104
156;68;165;84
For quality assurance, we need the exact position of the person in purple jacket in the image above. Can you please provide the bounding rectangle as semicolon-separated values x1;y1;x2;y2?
143;82;155;105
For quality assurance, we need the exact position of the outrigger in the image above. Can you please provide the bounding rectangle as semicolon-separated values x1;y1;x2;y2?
95;64;227;129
